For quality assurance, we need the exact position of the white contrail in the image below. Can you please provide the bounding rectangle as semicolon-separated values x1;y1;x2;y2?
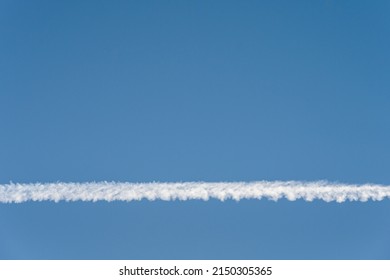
1;181;390;203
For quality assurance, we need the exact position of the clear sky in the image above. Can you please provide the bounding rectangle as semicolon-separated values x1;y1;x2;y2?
0;0;389;259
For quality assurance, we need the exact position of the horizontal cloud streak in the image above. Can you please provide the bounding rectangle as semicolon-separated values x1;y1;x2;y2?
1;181;390;203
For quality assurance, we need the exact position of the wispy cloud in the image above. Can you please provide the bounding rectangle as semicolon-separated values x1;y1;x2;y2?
1;181;390;203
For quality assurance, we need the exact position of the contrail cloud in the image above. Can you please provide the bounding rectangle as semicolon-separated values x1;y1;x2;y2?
1;181;390;203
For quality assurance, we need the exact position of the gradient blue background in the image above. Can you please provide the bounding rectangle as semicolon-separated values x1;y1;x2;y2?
1;0;389;259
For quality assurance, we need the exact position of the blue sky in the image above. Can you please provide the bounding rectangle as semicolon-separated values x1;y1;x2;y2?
0;0;389;259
